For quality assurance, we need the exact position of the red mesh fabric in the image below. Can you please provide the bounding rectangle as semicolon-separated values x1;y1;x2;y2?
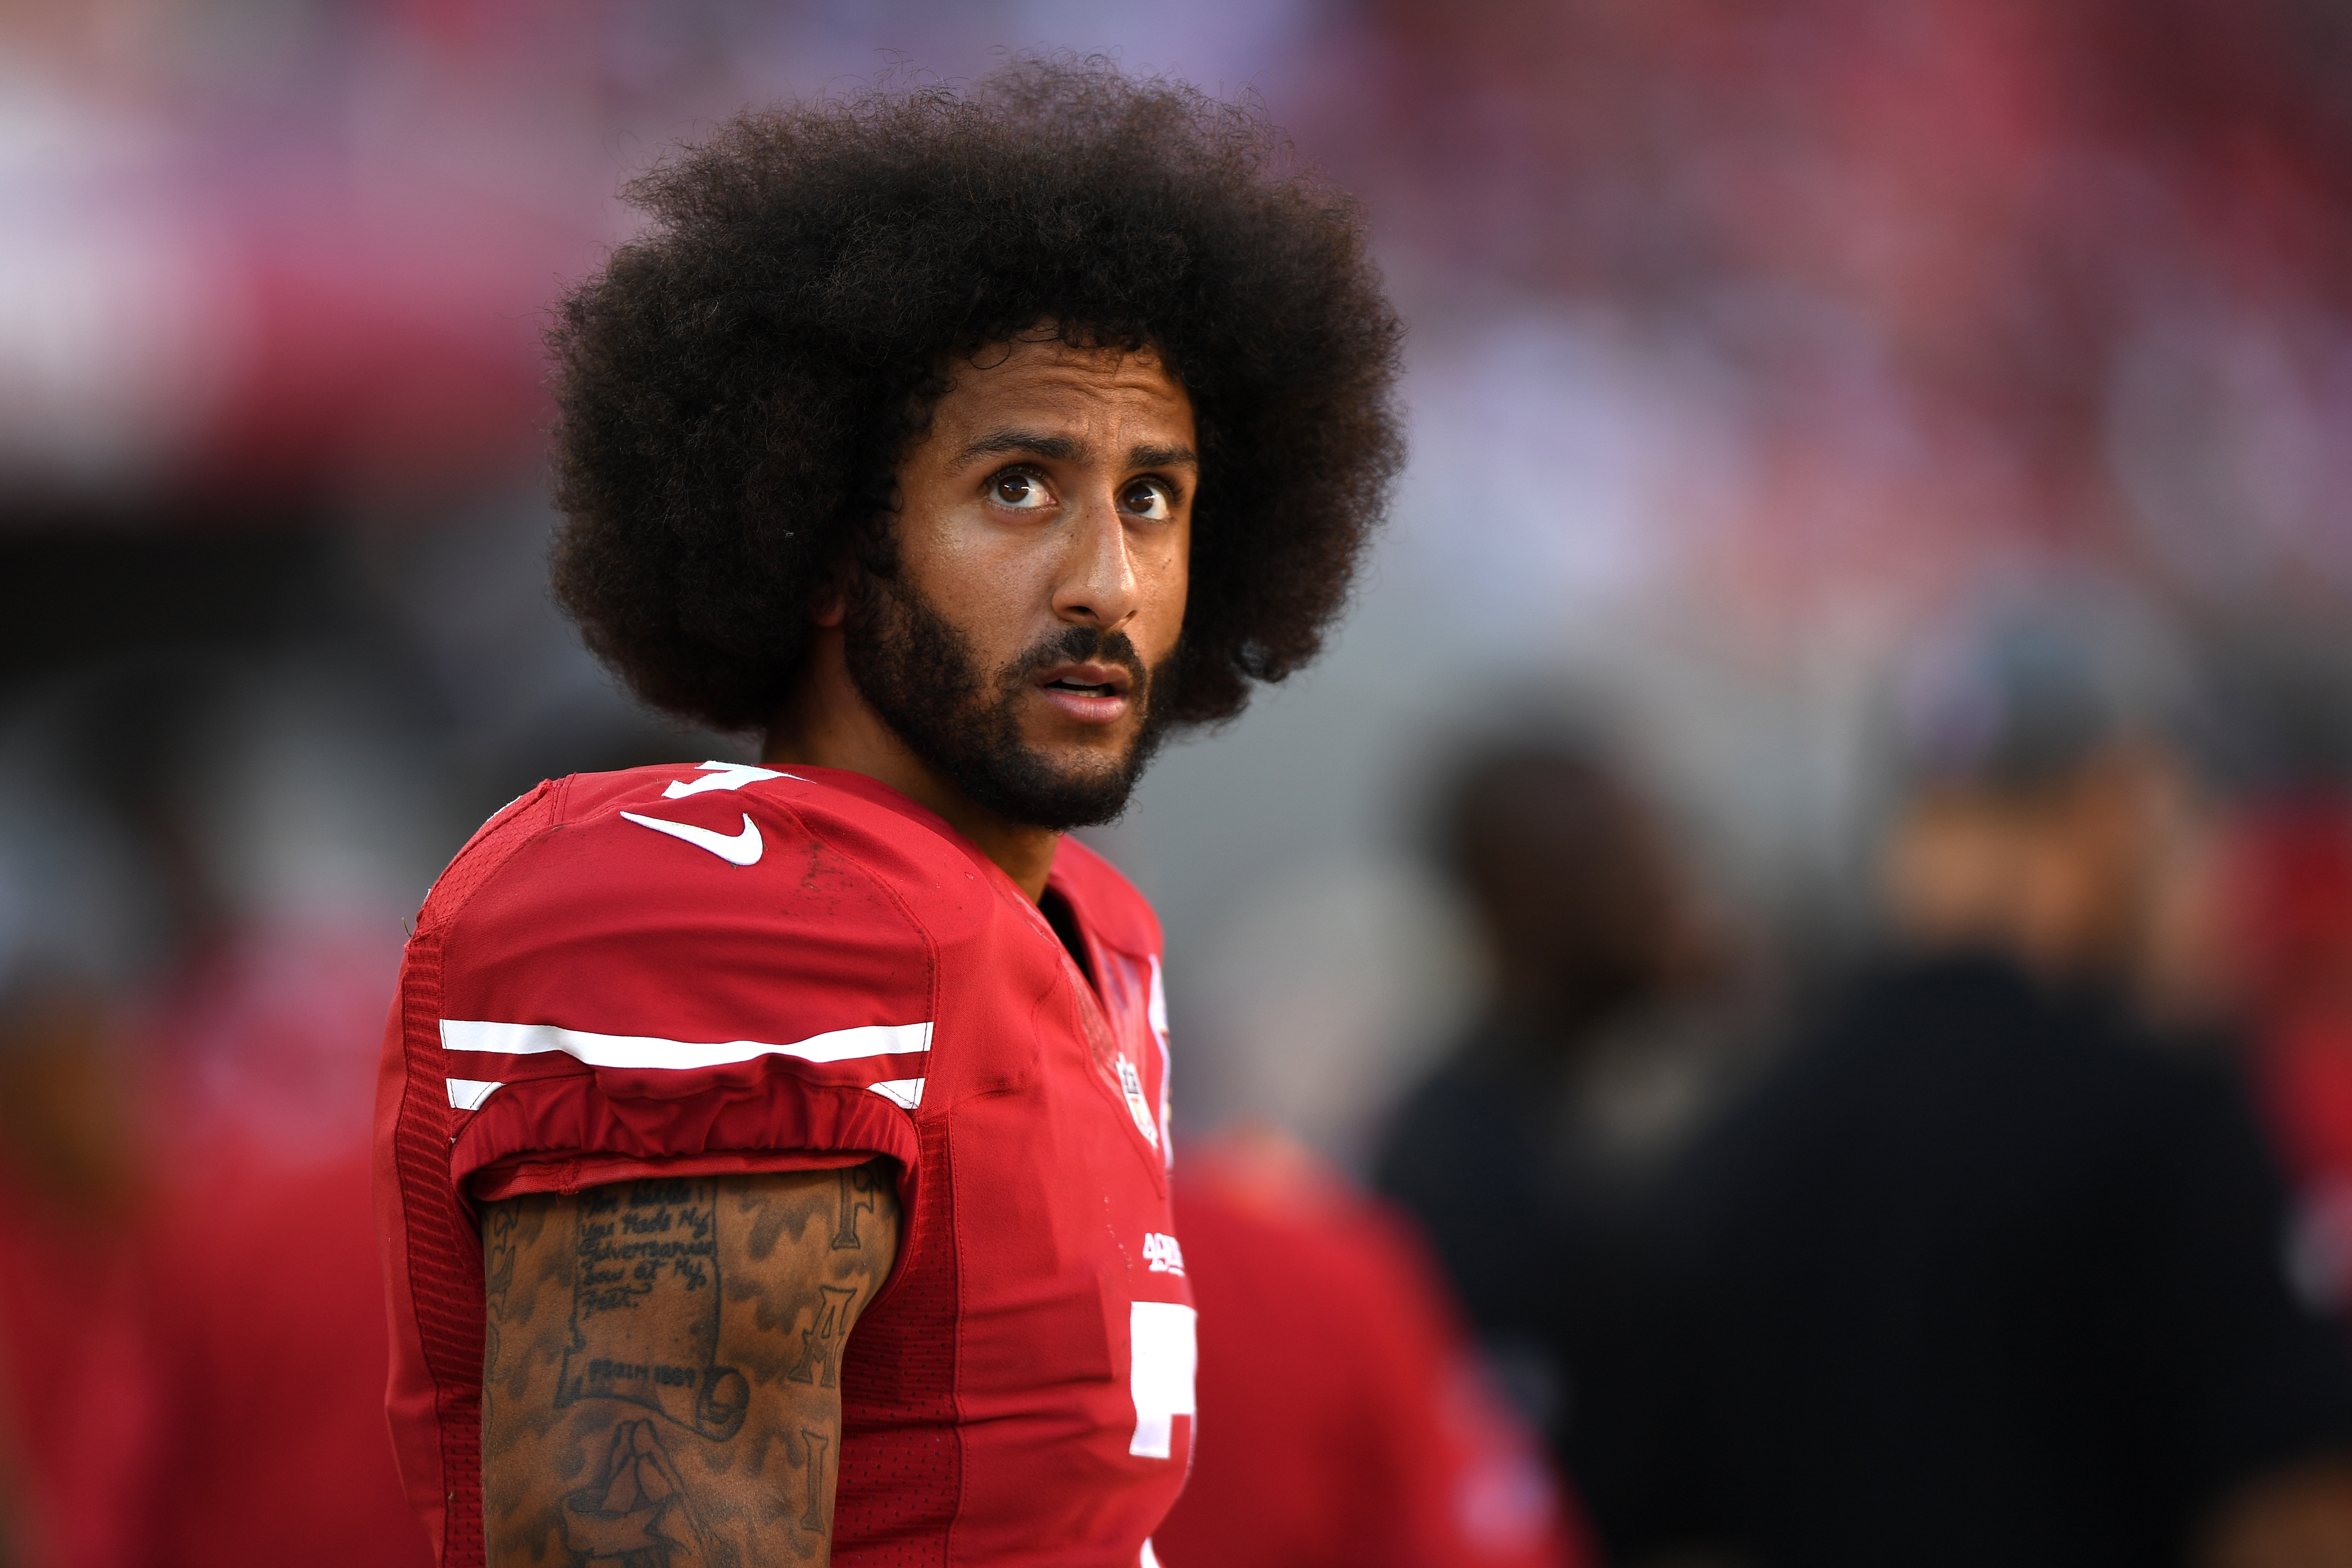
390;785;558;1566
836;1117;962;1565
393;927;484;1567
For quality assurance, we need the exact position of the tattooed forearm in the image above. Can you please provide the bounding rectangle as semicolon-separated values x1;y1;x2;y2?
480;1161;900;1568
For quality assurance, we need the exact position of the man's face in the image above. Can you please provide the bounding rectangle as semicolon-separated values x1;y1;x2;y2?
844;334;1196;830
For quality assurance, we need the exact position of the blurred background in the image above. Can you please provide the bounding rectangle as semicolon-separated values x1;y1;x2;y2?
8;2;2352;1565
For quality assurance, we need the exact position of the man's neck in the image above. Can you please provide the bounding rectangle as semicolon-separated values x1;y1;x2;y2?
762;627;1061;903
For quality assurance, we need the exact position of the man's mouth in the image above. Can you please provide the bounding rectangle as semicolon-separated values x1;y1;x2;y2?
1034;662;1135;723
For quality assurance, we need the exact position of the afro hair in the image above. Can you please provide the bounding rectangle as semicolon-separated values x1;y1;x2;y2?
545;57;1405;734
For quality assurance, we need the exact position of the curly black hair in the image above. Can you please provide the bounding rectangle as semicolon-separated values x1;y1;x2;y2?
546;58;1404;734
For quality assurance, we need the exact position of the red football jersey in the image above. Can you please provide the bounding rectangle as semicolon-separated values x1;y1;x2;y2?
374;763;1195;1567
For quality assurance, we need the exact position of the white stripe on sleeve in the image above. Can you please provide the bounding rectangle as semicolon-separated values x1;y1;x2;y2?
438;1018;931;1072
446;1078;502;1111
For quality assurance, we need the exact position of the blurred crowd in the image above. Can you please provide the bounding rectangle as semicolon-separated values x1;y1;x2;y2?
1380;612;2352;1566
9;1;2352;1565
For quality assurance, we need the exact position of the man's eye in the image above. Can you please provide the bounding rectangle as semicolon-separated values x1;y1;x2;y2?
988;471;1054;509
1120;480;1173;521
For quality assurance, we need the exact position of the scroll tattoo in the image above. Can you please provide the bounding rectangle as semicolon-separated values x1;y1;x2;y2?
557;1180;750;1442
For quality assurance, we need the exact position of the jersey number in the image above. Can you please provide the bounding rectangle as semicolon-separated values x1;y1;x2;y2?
1127;1301;1197;1460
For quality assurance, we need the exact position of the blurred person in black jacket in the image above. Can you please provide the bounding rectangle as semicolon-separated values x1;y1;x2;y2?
1652;600;2352;1568
1375;738;1737;1557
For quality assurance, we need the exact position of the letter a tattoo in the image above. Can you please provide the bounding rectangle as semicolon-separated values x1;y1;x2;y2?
786;1285;856;1389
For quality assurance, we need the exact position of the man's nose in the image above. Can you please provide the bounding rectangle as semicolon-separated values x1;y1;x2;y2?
1052;490;1141;629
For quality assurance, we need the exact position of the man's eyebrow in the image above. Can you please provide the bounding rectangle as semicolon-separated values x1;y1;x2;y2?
951;430;1199;471
1128;442;1198;471
955;430;1084;465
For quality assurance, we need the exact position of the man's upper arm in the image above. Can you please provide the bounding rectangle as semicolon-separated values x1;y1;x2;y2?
480;1161;901;1567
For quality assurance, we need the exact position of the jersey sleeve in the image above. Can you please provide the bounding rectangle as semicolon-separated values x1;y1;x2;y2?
373;767;947;1562
412;770;934;1207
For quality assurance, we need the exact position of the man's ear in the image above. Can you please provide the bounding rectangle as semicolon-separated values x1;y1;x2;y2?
811;556;857;628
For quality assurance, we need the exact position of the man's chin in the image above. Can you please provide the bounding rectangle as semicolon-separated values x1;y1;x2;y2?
989;750;1145;830
942;720;1162;833
1015;721;1139;777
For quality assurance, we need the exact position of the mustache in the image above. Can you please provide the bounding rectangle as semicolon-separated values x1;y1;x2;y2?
1004;623;1152;694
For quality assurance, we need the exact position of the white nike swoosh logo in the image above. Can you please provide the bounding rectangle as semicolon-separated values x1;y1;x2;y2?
619;810;763;866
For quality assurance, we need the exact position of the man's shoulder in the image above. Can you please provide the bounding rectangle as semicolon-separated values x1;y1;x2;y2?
409;763;983;1081
422;761;993;946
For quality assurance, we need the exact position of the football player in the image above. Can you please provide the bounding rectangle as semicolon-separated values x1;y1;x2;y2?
372;61;1402;1568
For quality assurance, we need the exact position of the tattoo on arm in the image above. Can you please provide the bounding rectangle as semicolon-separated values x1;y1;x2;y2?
786;1286;855;1389
480;1161;900;1567
799;1428;831;1534
556;1182;746;1440
482;1197;552;1430
830;1166;879;1251
484;1206;518;1391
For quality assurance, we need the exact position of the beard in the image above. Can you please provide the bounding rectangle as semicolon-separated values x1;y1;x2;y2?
842;570;1175;831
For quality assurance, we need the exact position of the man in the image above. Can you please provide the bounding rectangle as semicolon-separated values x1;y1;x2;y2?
1373;739;1726;1556
1649;604;2352;1568
372;64;1402;1568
